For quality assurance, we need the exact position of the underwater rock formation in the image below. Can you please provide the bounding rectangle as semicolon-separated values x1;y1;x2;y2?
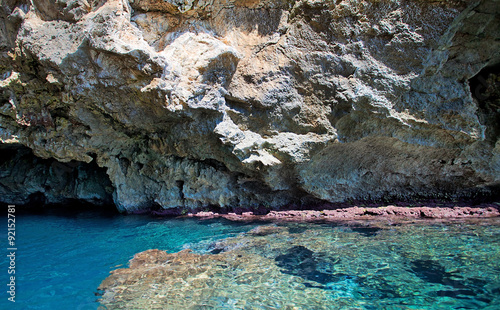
98;220;500;309
1;0;499;211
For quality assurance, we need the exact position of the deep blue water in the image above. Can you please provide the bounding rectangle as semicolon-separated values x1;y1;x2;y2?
0;207;260;309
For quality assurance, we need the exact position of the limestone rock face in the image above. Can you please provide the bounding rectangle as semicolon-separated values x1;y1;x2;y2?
0;0;499;211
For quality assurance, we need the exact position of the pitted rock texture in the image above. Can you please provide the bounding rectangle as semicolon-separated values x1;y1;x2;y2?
0;0;499;211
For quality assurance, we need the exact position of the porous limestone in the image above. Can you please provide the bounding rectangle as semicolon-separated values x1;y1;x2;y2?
0;0;499;211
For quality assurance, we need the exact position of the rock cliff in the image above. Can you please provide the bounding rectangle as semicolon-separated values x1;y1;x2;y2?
1;0;499;212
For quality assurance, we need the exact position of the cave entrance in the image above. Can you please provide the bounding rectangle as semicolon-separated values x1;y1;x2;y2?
469;63;500;143
0;144;115;209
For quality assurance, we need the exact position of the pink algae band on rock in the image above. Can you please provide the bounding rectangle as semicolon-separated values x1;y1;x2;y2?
187;205;500;221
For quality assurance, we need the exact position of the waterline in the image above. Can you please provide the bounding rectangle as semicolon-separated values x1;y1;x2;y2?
0;208;260;309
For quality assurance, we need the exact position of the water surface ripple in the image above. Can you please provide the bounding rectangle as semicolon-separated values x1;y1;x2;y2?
100;218;500;309
1;208;499;309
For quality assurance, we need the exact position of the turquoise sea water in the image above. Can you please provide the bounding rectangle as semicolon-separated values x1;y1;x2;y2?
1;207;500;309
0;207;260;309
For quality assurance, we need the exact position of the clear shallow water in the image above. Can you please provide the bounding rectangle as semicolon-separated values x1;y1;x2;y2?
100;218;500;310
0;208;260;310
264;221;500;309
1;208;500;310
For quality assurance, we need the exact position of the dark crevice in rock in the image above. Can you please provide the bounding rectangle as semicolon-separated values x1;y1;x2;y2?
358;183;500;208
118;157;130;176
470;63;500;143
196;157;229;173
175;180;185;201
225;96;271;111
26;191;47;206
0;144;19;165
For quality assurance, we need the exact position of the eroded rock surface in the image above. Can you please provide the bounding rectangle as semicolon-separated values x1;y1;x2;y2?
1;0;499;211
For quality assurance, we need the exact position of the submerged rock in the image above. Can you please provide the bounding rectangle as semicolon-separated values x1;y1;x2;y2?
98;246;337;309
0;0;499;211
98;219;500;309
